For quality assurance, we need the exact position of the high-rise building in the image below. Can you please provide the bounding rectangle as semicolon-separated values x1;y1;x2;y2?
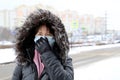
79;14;94;35
0;10;10;28
94;17;106;34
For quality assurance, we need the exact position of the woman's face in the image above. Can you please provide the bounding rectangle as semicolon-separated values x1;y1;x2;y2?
36;25;53;36
35;25;55;47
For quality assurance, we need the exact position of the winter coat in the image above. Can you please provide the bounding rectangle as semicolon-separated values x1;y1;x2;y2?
12;9;74;80
12;48;73;80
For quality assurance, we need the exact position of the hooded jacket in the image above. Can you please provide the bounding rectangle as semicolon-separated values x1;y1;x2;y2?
12;9;74;80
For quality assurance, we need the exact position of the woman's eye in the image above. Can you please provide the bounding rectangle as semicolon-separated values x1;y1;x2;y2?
38;33;42;35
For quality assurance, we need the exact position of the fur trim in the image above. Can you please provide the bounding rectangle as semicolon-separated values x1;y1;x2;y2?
15;9;69;64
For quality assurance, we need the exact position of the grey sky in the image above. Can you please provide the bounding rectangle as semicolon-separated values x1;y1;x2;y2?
0;0;120;30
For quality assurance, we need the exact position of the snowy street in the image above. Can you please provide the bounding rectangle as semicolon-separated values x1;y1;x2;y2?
0;44;120;80
1;44;120;64
0;0;120;79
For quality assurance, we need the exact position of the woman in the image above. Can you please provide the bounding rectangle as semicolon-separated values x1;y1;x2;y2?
12;9;74;80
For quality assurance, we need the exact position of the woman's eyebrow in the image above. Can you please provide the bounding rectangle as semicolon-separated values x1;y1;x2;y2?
37;31;42;33
36;32;42;35
38;31;42;33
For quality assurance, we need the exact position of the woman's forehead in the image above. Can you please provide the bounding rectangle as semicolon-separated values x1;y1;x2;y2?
38;25;49;31
37;25;51;34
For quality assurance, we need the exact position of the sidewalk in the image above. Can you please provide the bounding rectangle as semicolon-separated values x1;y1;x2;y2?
74;56;120;80
0;63;16;80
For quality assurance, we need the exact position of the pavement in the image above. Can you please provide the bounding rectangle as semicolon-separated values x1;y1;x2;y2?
0;63;16;80
0;45;120;80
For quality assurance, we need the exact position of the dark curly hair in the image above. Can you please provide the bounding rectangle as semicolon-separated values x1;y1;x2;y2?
15;9;69;64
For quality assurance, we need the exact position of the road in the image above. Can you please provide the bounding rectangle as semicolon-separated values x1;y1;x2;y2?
0;46;120;80
72;46;120;68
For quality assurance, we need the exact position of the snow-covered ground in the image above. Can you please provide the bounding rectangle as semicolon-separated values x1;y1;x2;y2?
0;48;16;64
0;43;120;64
69;43;120;55
0;44;120;80
74;56;120;80
0;41;14;45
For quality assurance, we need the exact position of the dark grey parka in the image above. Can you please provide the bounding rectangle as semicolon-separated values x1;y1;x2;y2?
12;9;74;80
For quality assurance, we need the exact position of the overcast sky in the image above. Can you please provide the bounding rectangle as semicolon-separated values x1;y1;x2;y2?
0;0;120;30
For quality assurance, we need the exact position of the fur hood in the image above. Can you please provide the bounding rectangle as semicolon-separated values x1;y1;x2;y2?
15;9;69;64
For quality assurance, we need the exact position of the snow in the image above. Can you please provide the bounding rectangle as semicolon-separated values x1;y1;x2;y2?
0;44;120;80
0;48;16;64
74;56;120;80
0;43;120;64
69;43;120;55
0;41;14;45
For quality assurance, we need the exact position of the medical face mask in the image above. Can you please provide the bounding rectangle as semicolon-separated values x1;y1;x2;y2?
34;35;55;47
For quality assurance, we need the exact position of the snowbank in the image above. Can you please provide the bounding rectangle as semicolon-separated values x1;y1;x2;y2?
0;48;16;64
69;43;120;55
0;41;14;45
